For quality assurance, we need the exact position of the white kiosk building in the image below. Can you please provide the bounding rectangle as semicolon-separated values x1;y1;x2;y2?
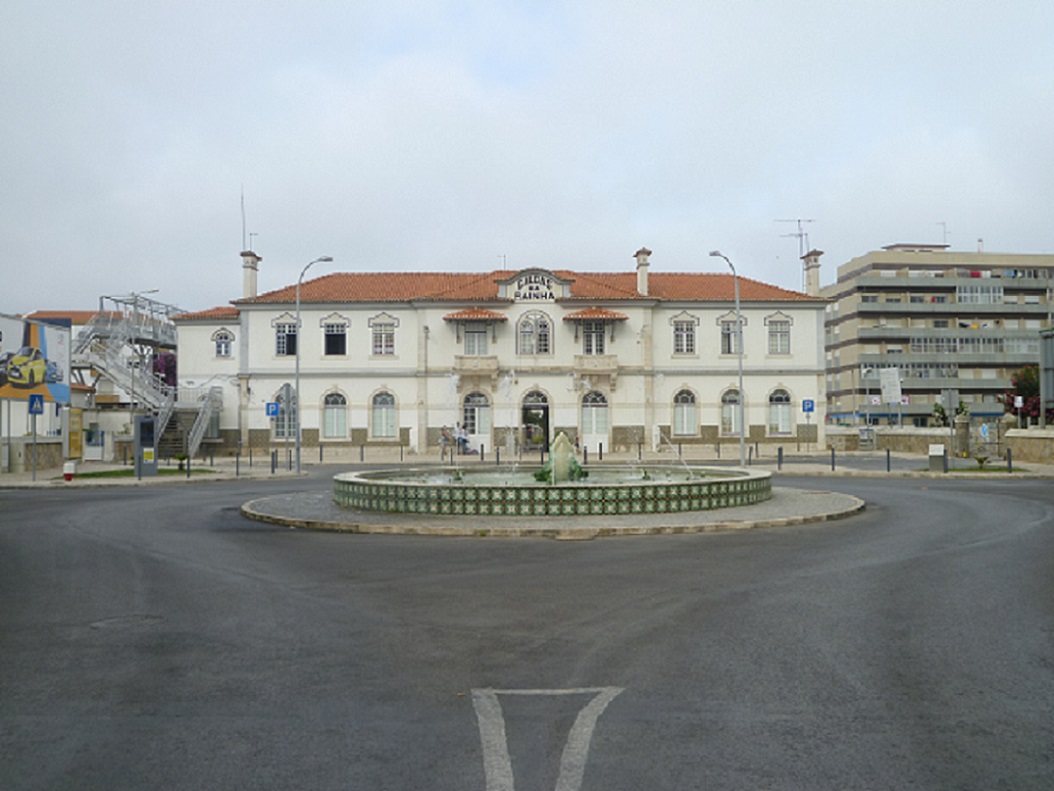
173;249;827;458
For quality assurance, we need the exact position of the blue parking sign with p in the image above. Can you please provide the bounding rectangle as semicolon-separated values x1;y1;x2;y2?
802;399;815;413
29;394;45;414
265;401;279;417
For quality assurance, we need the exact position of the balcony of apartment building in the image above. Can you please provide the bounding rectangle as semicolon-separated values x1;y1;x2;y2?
855;300;1052;317
854;270;1054;288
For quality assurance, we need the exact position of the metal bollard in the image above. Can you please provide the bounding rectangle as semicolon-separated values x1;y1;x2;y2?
236;451;240;477
886;448;891;472
583;447;588;465
777;446;783;471
638;442;642;461
360;445;364;462
480;444;485;463
1007;447;1013;474
599;442;603;461
831;448;836;471
495;447;500;466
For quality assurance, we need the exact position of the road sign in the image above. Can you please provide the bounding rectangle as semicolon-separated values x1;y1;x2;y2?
266;401;279;417
802;399;815;413
28;394;44;415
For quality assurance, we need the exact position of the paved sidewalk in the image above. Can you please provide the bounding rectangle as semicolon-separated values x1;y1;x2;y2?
3;448;1051;488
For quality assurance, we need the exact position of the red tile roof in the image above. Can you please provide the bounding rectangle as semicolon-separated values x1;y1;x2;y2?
442;308;509;322
562;307;629;321
235;269;814;305
24;310;124;324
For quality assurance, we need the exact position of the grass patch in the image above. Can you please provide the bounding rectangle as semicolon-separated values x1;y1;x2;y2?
917;465;1026;474
73;467;218;479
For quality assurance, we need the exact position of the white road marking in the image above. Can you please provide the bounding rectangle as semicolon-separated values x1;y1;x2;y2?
471;687;624;791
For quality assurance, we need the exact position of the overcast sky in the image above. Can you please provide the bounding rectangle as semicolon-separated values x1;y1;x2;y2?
3;1;1052;315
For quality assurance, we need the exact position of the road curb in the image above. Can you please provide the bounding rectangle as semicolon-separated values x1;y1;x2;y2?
239;491;867;540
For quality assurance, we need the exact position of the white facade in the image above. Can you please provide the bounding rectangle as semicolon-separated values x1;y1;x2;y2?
174;252;828;457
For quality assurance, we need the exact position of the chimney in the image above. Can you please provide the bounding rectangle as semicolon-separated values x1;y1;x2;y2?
634;247;652;296
802;249;823;297
241;250;261;299
977;238;984;253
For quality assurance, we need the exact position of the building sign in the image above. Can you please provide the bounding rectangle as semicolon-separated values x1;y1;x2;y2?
0;313;71;404
513;273;557;301
879;367;902;404
498;269;570;302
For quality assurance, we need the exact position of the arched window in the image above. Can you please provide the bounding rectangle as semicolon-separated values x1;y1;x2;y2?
372;391;396;438
322;392;347;439
673;389;697;436
274;383;296;439
517;312;552;355
768;389;792;435
212;328;234;357
721;389;742;436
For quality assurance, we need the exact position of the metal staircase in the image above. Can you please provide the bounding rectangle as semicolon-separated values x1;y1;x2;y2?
72;294;222;459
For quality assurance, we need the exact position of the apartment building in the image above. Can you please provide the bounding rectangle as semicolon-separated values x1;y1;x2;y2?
820;244;1054;425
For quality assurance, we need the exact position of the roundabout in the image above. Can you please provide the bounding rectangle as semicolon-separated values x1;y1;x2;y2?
241;480;864;539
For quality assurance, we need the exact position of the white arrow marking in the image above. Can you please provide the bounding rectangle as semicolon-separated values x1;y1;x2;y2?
471;687;624;791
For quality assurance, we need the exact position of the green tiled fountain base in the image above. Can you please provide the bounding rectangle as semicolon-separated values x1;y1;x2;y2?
334;466;771;516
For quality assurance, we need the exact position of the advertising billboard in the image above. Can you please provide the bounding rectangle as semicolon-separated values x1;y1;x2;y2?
0;313;71;404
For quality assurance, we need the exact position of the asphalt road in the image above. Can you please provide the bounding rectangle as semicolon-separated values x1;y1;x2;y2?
2;472;1052;790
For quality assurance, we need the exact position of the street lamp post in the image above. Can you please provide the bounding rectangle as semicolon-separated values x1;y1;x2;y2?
295;256;334;474
709;251;746;468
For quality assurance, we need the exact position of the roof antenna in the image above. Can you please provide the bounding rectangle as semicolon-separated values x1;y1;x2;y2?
241;184;247;250
776;218;816;289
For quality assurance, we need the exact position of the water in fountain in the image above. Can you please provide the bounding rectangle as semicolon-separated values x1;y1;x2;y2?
656;433;697;479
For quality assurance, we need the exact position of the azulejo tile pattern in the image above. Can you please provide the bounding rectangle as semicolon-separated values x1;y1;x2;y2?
333;466;771;517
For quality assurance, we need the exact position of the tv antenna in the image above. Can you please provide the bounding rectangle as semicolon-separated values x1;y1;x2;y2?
776;218;816;289
936;221;949;245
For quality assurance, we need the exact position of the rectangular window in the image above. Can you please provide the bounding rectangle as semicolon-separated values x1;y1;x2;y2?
768;321;790;355
673;321;696;354
324;323;347;356
372;323;395;356
768;404;792;435
861;295;879;303
721;321;740;355
674;322;695;354
957;284;1003;304
215;336;232;357
275;323;297;356
582;321;605;355
464;326;488;356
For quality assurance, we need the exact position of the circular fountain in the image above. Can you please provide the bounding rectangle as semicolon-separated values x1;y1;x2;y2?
333;432;771;518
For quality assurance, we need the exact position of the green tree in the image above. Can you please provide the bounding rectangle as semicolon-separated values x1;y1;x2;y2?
1001;365;1053;422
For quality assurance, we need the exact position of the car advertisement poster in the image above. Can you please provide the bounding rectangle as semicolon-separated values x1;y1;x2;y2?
0;313;71;404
